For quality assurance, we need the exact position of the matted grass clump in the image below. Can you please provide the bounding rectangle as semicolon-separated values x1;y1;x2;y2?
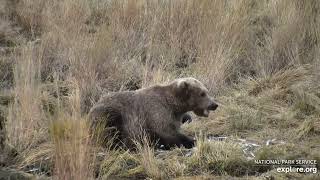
99;135;256;179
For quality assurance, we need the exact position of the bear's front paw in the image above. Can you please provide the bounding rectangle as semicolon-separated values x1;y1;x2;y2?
181;138;195;149
181;113;192;124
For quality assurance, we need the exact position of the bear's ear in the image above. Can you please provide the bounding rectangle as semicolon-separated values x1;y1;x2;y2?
176;81;190;99
178;81;189;90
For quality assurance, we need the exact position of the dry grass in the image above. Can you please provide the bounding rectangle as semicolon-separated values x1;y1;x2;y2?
50;117;94;180
134;137;164;179
0;0;320;179
185;134;253;176
7;43;48;152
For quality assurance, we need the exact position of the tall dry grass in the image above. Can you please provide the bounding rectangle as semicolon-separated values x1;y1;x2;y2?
50;112;94;179
7;43;47;152
6;0;320;92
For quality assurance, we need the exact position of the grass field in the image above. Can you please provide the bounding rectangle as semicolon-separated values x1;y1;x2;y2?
1;0;320;179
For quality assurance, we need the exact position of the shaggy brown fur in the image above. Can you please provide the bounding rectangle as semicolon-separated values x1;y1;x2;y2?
88;77;218;149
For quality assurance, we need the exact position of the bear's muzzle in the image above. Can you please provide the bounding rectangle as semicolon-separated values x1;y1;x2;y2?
208;102;218;111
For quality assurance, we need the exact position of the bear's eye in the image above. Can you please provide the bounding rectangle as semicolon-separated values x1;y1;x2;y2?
200;92;206;97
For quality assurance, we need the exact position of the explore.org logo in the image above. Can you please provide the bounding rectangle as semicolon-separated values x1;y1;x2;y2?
255;159;318;174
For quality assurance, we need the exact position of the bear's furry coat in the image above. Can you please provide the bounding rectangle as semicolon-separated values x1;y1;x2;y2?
89;78;218;149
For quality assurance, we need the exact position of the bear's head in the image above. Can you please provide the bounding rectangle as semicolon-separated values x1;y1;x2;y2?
172;77;218;117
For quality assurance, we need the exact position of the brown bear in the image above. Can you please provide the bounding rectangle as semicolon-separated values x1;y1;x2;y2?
88;77;218;149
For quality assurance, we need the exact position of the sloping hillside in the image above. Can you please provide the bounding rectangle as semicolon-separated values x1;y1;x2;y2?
0;0;319;179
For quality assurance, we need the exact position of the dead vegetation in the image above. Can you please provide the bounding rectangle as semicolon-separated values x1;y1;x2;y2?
0;0;319;179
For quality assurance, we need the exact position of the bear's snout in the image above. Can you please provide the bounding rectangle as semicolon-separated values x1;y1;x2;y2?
208;102;218;111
